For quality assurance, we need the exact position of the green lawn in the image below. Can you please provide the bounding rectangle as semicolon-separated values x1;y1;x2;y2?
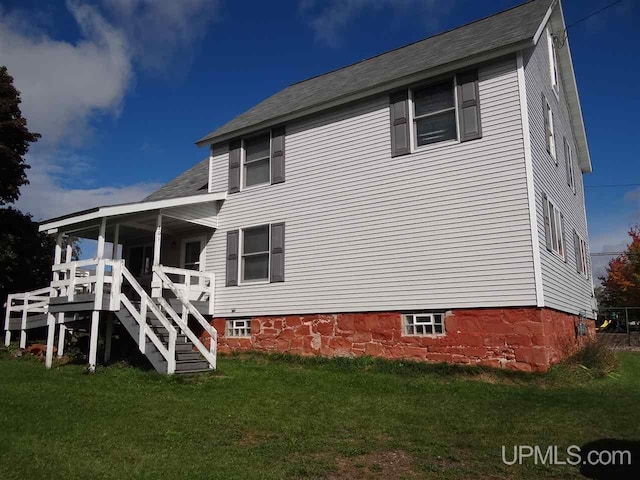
0;351;638;479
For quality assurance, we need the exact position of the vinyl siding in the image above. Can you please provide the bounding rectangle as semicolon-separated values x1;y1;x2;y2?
206;55;536;317
523;29;595;315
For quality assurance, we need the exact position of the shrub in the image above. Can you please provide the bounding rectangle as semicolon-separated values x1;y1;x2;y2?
568;337;619;378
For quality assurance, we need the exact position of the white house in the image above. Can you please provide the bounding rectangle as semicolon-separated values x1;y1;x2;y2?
3;0;595;373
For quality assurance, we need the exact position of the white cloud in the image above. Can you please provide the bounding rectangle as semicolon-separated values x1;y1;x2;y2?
101;0;220;73
0;1;131;146
18;152;162;221
299;0;454;46
0;0;218;219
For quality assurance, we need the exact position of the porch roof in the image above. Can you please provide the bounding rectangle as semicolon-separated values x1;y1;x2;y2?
38;191;227;234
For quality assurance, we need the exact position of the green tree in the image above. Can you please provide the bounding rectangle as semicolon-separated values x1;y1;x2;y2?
0;65;40;205
0;66;80;304
0;207;57;304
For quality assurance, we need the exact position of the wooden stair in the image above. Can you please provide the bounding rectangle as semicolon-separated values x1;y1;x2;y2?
115;300;211;374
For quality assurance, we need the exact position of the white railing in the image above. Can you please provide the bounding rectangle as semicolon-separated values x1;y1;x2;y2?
4;286;52;348
153;265;215;315
51;258;122;309
121;263;177;374
153;266;217;370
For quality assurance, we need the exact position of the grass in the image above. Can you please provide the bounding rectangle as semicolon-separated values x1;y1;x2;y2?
0;350;639;479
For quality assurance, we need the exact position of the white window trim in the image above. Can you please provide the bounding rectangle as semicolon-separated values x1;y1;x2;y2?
238;224;271;285
577;234;589;278
408;76;459;153
241;133;272;191
545;98;557;163
227;318;252;338
547;28;560;99
566;141;576;194
403;313;446;337
546;197;565;260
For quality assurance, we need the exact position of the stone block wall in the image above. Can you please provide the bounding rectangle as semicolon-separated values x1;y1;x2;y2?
202;307;595;372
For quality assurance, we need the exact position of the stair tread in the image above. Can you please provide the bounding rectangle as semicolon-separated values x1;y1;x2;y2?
176;359;208;364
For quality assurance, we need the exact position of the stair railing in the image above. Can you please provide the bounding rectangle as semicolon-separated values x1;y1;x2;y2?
120;263;177;374
4;286;52;348
153;266;217;370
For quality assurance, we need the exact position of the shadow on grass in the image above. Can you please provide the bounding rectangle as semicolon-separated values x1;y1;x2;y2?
224;351;548;383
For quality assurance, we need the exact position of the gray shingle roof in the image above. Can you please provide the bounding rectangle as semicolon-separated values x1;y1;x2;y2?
196;0;550;146
144;158;209;201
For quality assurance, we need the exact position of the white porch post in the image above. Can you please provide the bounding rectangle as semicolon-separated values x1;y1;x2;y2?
113;223;121;260
94;218;106;310
96;217;107;259
45;313;55;368
57;323;66;358
151;213;162;298
4;294;12;346
104;316;113;363
88;311;100;372
45;233;64;365
19;292;28;349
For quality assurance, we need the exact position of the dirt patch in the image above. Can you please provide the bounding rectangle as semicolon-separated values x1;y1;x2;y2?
328;450;419;479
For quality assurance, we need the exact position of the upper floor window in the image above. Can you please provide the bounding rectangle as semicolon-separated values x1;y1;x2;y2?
244;133;271;188
564;138;576;193
412;79;457;147
543;95;556;162
543;194;565;259
547;28;559;95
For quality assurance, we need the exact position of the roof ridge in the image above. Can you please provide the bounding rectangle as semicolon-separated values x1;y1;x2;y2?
289;0;538;87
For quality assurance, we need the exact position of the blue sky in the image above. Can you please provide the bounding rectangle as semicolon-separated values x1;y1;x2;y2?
0;0;638;279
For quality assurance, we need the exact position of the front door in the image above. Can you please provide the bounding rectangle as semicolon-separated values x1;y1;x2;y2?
180;237;206;301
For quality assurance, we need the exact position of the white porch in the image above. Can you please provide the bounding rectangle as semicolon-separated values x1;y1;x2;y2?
3;192;226;374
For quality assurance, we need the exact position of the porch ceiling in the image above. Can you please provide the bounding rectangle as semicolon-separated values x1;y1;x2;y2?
38;191;226;236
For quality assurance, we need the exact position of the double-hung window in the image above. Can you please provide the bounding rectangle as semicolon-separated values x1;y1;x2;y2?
403;313;445;336
412;79;457;147
565;138;576;193
544;97;557;161
544;196;565;258
575;233;589;277
241;225;270;282
547;28;560;96
243;133;271;188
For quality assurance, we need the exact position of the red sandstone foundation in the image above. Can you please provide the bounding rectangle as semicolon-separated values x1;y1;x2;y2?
202;308;596;372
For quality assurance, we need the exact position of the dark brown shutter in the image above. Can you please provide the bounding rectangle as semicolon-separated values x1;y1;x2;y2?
390;90;410;157
542;94;551;154
271;127;285;184
456;70;482;142
270;222;285;283
574;230;582;273
228;140;241;194
543;193;552;251
225;230;239;286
